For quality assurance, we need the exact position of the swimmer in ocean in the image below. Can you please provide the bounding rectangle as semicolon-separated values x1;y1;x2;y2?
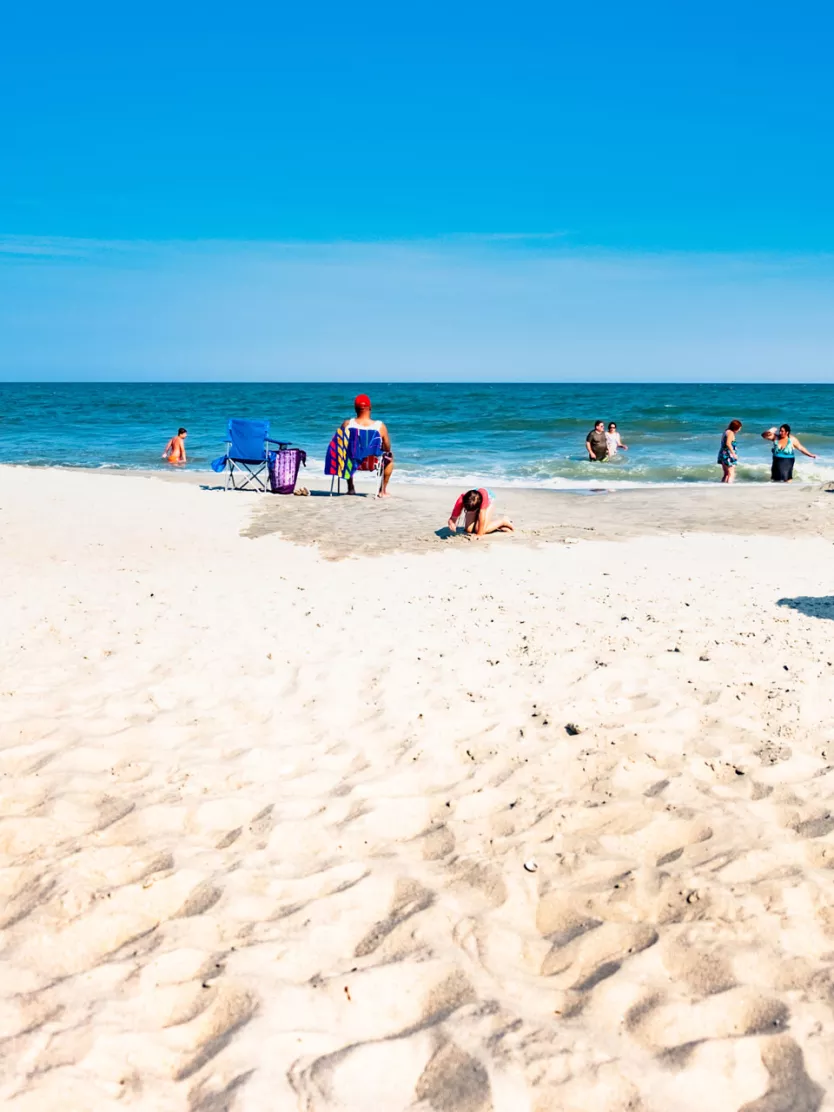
162;427;188;465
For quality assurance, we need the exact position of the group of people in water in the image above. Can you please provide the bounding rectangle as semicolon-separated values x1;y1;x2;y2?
717;421;817;484
583;415;817;483
585;420;628;462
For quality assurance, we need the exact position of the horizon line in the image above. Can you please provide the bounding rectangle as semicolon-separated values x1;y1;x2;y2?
2;380;833;388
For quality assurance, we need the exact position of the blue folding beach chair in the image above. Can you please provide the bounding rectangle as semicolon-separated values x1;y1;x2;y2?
212;419;290;492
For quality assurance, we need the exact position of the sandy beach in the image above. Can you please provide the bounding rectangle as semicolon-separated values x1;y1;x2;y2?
3;464;834;1111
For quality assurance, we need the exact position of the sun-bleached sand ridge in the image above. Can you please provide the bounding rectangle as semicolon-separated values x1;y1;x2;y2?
3;466;834;1110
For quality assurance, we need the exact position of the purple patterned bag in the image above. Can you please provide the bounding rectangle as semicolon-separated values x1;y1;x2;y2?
268;448;307;494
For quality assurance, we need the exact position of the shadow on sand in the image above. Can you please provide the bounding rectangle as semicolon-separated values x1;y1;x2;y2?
778;596;834;621
199;485;336;497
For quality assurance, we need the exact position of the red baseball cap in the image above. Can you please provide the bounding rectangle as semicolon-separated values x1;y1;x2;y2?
354;394;372;410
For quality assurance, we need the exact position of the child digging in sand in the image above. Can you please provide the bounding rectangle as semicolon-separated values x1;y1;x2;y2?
447;488;515;538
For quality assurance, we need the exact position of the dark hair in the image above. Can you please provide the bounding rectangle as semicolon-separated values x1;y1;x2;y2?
780;423;791;435
178;427;187;436
595;419;604;428
462;489;483;512
728;419;742;432
608;422;617;430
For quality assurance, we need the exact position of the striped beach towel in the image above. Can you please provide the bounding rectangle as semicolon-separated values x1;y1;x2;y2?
324;427;356;480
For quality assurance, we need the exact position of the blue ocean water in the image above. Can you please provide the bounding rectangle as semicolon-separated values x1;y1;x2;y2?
2;382;833;487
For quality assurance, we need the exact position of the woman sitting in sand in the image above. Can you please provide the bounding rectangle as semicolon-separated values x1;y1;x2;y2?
447;488;514;538
717;419;742;483
162;428;188;465
761;424;817;482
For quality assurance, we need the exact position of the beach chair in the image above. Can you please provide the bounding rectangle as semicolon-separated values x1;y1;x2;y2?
213;419;290;492
325;426;386;495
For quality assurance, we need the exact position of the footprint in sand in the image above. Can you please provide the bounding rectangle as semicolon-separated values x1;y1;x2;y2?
11;870;220;979
788;810;834;840
420;822;456;860
353;877;434;958
415;1041;492;1112
629;987;788;1050
660;934;736;995
290;1029;436;1112
738;1035;824;1112
541;920;659;990
169;985;258;1081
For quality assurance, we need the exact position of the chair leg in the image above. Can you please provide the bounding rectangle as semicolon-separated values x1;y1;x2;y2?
237;462;267;492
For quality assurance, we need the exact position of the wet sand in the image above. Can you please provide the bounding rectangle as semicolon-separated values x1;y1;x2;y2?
72;466;834;559
241;475;834;559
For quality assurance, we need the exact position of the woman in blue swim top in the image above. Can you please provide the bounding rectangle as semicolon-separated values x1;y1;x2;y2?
761;424;816;482
717;419;742;483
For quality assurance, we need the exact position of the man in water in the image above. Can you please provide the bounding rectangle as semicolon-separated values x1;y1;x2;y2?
585;420;608;462
341;394;394;496
162;427;187;465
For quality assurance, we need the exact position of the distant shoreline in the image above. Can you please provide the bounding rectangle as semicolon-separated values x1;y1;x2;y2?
1;460;830;494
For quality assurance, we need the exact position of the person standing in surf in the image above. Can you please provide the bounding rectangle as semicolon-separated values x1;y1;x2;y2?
717;420;742;483
605;422;628;458
761;424;816;482
162;428;187;465
585;421;609;462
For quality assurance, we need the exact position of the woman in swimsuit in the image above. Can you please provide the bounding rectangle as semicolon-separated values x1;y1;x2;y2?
761;424;816;482
717;419;742;483
605;422;628;459
162;427;188;465
447;488;515;538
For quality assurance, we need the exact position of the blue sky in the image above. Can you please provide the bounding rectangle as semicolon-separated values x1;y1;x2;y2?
1;0;833;380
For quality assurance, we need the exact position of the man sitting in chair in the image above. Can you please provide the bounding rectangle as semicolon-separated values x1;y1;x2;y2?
341;394;394;497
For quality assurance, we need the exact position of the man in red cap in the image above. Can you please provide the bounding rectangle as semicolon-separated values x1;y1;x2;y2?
341;394;394;496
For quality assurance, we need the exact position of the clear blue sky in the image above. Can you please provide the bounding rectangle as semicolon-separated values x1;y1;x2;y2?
2;0;833;379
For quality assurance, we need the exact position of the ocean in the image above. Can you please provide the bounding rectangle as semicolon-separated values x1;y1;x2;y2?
1;382;833;487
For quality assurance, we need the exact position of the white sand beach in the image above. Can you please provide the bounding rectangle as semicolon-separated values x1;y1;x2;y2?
3;465;834;1110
